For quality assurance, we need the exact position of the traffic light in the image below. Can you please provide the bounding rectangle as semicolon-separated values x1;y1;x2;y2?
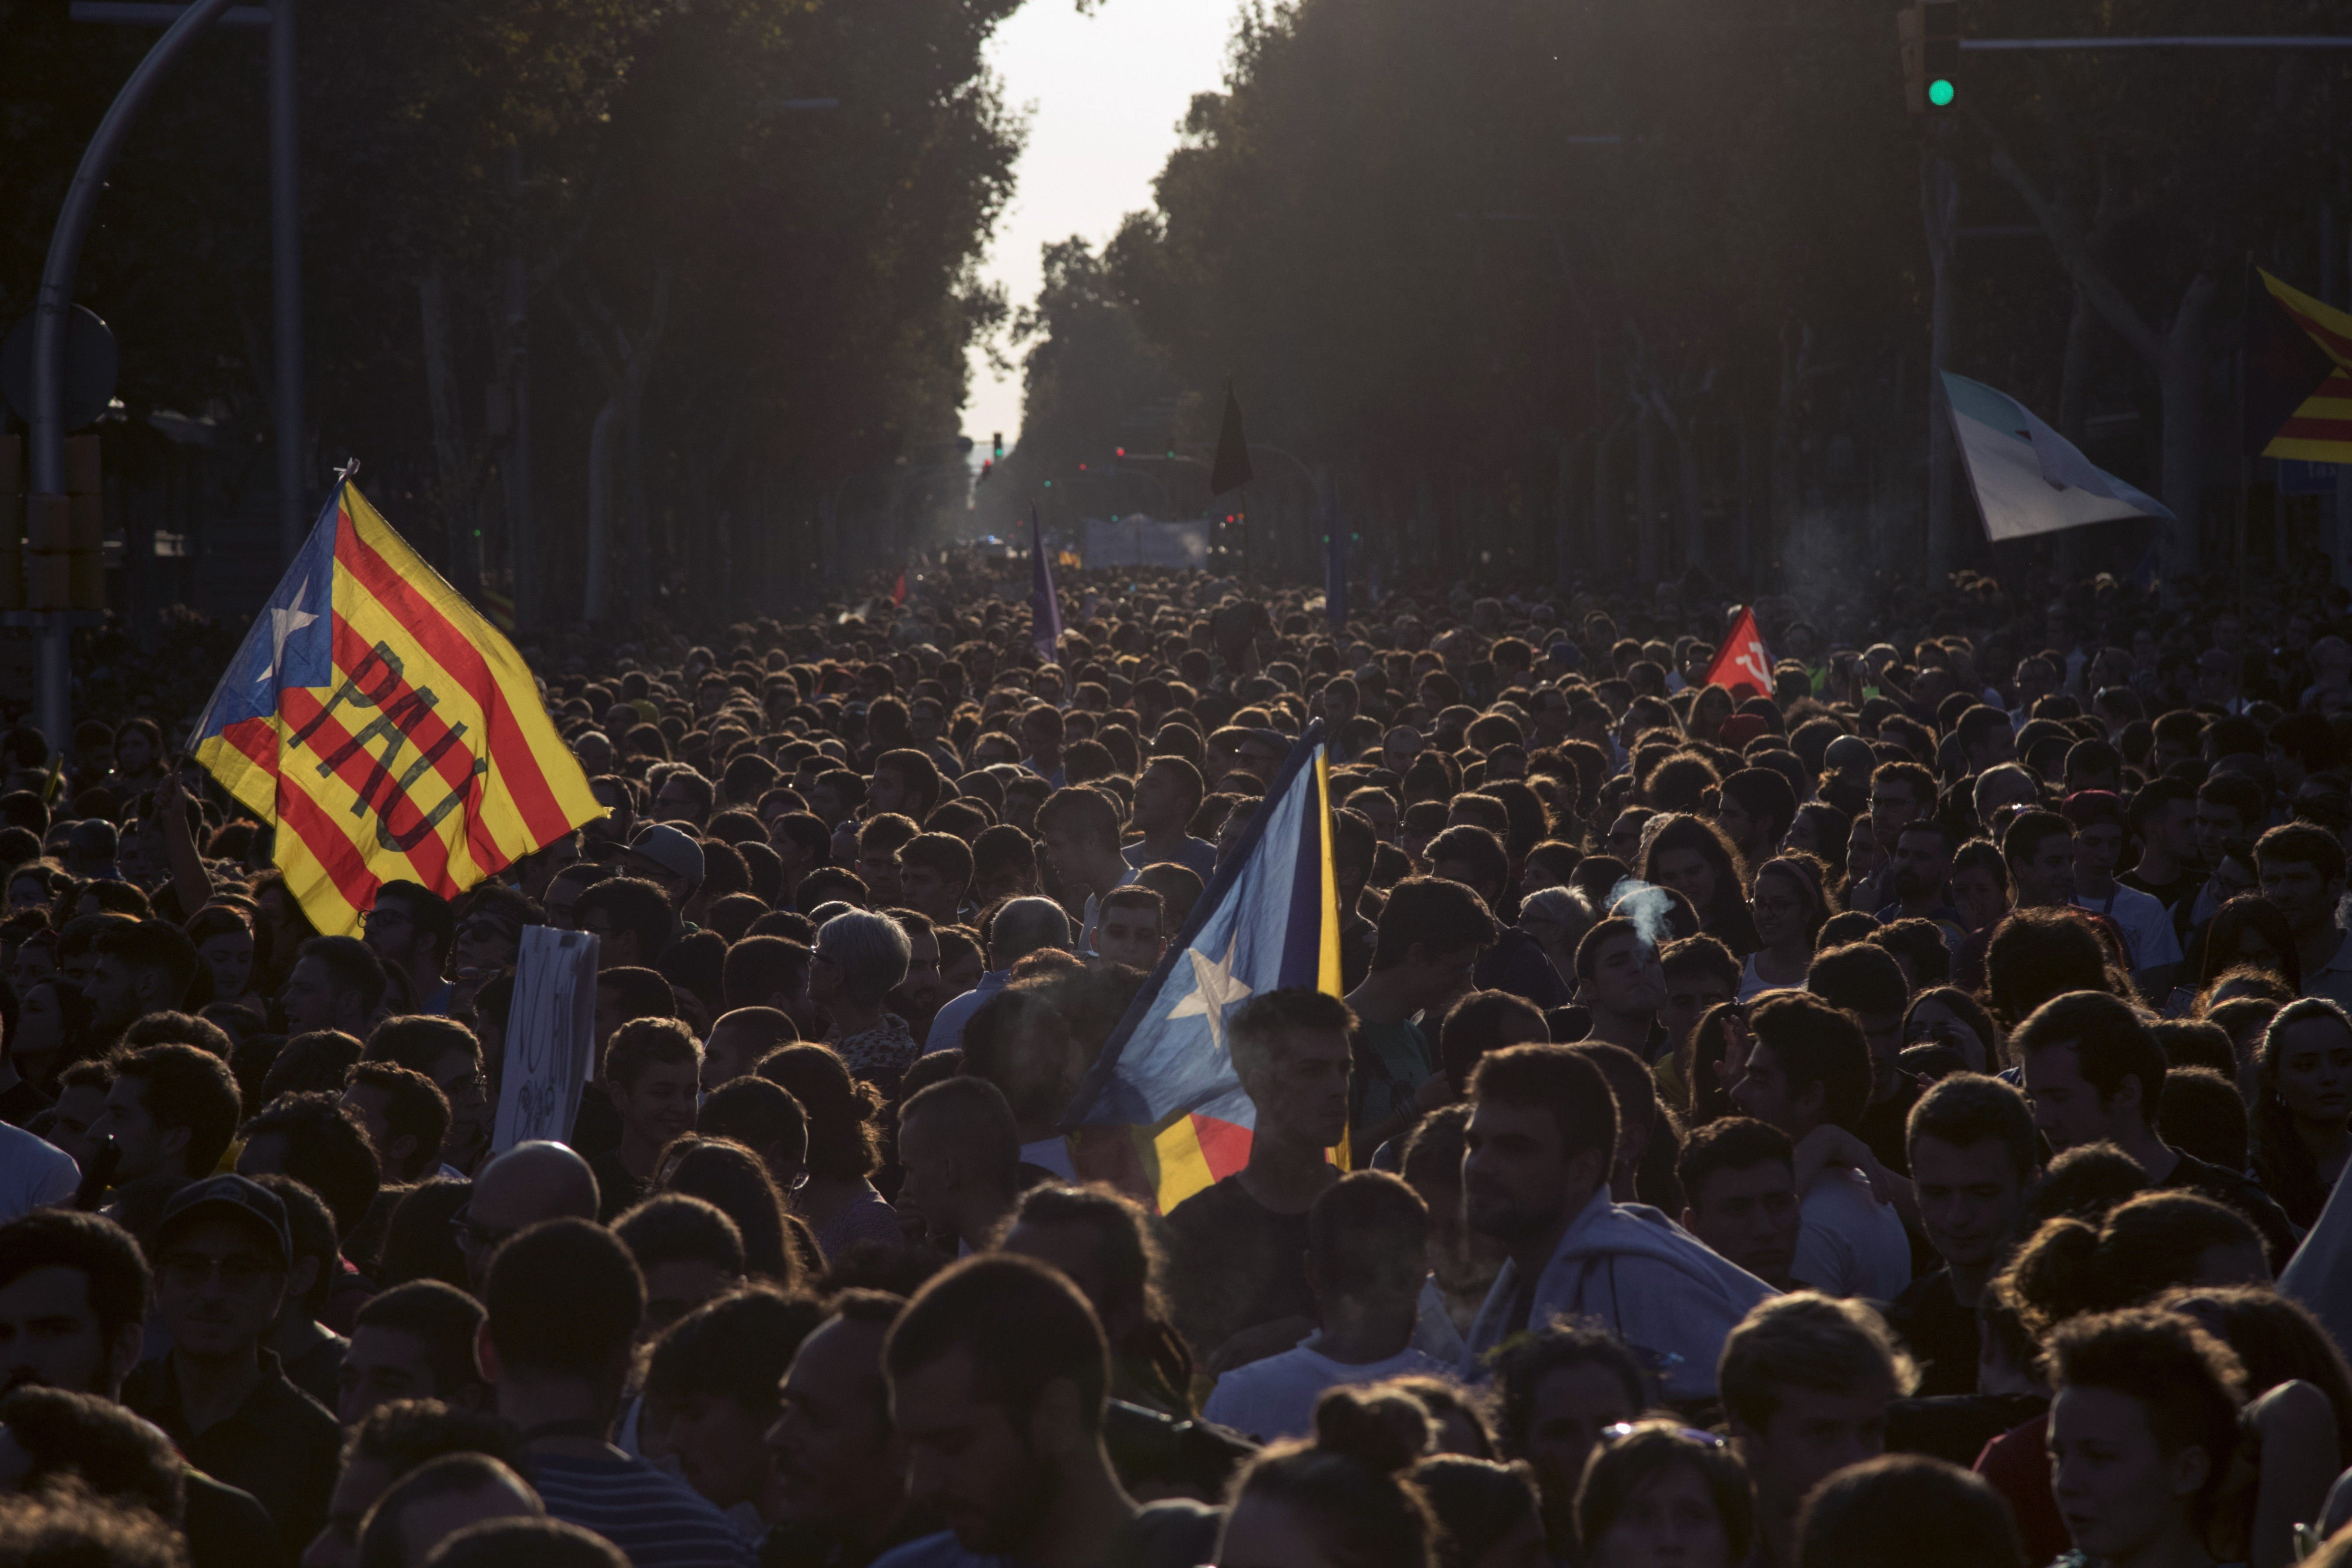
1924;1;1959;108
991;432;1004;461
1902;1;1960;114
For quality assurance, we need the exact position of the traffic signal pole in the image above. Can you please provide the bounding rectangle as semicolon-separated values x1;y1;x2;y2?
30;0;245;755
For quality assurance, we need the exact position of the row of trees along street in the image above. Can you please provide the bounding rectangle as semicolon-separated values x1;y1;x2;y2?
992;0;2352;598
0;0;1021;626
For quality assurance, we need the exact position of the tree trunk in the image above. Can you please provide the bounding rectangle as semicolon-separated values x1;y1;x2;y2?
1592;424;1618;582
1924;154;1959;582
419;268;475;593
2158;272;2217;577
1553;434;1580;591
1674;420;1704;570
1636;403;1660;584
1982;122;2211;574
584;399;620;621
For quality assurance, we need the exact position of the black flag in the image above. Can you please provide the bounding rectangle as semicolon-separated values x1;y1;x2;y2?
1210;381;1254;496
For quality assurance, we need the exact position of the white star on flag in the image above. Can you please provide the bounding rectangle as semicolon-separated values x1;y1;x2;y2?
258;576;319;686
1166;932;1252;1056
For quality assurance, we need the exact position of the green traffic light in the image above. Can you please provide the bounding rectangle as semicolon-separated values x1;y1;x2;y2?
1928;78;1956;108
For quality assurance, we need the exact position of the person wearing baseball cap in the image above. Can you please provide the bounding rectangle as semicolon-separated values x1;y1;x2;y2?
622;824;704;915
121;1174;342;1551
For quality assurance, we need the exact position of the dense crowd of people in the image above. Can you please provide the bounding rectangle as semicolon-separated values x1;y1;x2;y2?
1;554;2351;1568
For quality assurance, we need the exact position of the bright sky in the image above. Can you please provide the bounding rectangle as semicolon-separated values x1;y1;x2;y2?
963;0;1239;457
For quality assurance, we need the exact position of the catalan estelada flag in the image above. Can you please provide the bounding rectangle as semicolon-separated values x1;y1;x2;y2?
189;479;603;935
2247;269;2352;464
1068;721;1341;1213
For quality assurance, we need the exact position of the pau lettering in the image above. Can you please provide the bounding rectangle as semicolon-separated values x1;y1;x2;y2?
288;641;492;851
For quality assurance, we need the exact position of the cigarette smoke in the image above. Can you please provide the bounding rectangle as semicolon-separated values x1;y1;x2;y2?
1605;878;1672;952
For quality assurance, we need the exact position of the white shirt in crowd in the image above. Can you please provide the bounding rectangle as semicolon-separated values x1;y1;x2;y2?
0;1124;79;1223
1201;1335;1450;1442
1792;1166;1910;1303
2075;883;2184;974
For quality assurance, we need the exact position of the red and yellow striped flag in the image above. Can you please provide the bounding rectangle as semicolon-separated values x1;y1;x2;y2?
190;480;602;934
2253;270;2352;464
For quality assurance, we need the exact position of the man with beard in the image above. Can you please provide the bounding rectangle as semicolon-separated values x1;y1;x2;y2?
1877;819;1963;930
764;1291;926;1568
0;1209;282;1568
1460;1044;1773;1400
874;1256;1217;1568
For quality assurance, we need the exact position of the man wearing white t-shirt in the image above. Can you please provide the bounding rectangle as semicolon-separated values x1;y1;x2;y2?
0;1121;78;1221
2067;790;2182;998
1730;993;1910;1303
1202;1169;1447;1441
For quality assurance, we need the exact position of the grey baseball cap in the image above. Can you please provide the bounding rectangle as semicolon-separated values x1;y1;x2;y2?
626;823;706;887
157;1174;293;1267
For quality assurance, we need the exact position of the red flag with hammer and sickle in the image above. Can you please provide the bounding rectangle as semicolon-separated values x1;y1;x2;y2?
1702;607;1775;700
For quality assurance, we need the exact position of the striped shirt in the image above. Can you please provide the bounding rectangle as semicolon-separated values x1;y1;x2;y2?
528;1452;756;1568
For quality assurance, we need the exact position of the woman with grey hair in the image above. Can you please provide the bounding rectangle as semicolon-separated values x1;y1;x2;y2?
812;910;918;1089
1518;885;1594;992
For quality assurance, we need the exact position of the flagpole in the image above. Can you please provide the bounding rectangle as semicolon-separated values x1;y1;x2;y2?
2240;250;2253;616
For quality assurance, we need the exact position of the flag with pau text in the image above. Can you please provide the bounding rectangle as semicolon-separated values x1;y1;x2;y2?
1067;722;1341;1213
189;479;604;935
1702;607;1774;701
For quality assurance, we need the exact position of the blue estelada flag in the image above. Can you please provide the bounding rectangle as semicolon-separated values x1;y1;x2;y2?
1066;722;1341;1212
1030;504;1063;663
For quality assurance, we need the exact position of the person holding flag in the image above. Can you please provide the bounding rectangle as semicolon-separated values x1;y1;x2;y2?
1067;720;1349;1371
1702;606;1775;704
188;476;604;935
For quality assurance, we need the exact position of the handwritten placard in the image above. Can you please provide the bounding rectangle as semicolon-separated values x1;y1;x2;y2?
491;926;600;1154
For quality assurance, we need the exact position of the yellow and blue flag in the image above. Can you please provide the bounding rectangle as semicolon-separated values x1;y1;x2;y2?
1069;721;1341;1212
189;478;604;935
